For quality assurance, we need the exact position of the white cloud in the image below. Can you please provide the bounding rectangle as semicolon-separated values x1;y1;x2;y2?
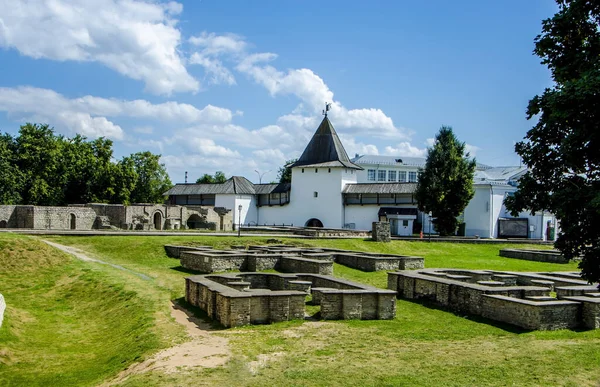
338;135;379;158
236;52;410;140
252;148;286;163
188;32;248;86
383;142;427;157
189;32;247;55
465;143;480;157
189;53;236;85
0;0;198;95
0;86;234;139
188;138;242;158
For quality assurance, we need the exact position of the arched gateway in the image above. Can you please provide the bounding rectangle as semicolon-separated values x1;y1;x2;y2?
305;218;324;228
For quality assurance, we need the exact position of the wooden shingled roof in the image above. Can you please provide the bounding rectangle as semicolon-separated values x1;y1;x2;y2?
290;116;362;170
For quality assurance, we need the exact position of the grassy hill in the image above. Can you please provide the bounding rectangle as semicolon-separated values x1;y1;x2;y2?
1;234;599;386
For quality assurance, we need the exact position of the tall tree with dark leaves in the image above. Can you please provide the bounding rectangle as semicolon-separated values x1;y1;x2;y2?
505;0;600;284
126;151;172;203
415;126;476;236
277;159;297;184
196;171;227;184
0;133;23;204
14;123;65;205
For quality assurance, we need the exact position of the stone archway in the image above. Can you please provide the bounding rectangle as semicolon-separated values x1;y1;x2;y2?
305;218;324;228
0;220;7;228
69;214;76;230
187;214;203;229
153;212;162;230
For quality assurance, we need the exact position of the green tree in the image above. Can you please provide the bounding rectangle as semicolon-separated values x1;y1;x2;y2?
126;151;172;203
277;159;297;184
505;0;600;283
196;171;227;184
415;126;476;236
14;123;65;205
0;133;23;204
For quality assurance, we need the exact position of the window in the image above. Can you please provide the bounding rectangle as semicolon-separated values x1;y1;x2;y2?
398;171;407;182
403;220;409;227
367;169;376;181
328;168;331;173
302;168;304;173
388;170;397;182
314;191;318;198
315;168;318;173
378;170;386;181
409;171;417;182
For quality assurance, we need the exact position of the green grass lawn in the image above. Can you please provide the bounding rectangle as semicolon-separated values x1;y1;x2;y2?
2;234;599;386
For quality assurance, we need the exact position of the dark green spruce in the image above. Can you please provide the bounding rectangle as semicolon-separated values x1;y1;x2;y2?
415;126;476;236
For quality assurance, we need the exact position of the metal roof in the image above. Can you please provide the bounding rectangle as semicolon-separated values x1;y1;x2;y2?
342;183;417;194
291;116;362;170
351;154;491;170
164;176;256;196
253;183;291;194
473;166;527;185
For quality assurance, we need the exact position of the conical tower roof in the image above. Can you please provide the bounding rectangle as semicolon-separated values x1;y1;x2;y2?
291;116;362;169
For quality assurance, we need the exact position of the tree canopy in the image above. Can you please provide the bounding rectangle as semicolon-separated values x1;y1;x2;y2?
505;0;600;283
196;171;227;184
0;123;172;205
415;126;476;236
277;159;297;184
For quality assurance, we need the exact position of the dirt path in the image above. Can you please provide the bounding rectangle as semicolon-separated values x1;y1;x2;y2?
102;301;231;385
42;240;151;280
42;240;231;384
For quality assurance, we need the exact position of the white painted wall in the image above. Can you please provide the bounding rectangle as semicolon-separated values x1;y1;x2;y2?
464;185;492;237
215;194;257;228
344;205;380;230
259;166;356;228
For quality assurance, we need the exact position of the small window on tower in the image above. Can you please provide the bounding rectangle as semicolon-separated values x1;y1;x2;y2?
314;191;318;198
315;168;318;173
302;168;304;173
328;168;331;173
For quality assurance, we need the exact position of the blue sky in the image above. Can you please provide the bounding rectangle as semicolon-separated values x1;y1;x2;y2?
0;0;556;183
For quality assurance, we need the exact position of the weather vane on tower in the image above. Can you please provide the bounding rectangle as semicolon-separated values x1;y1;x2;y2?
323;102;332;117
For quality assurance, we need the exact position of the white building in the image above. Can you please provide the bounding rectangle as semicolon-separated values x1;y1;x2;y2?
165;116;556;240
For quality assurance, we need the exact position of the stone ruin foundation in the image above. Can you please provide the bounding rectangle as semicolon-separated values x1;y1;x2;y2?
186;272;397;327
499;248;570;264
165;244;424;274
388;269;600;330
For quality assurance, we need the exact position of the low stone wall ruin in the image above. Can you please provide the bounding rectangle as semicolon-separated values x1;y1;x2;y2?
499;248;569;263
186;272;396;327
167;244;424;274
388;268;600;330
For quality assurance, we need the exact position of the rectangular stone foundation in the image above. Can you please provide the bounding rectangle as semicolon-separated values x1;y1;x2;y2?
186;272;397;327
388;269;600;330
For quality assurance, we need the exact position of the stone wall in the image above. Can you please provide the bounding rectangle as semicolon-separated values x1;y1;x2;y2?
388;269;600;330
180;251;248;273
186;272;397;327
499;248;569;263
173;244;424;274
30;206;97;230
0;203;233;232
372;221;391;242
278;256;333;275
